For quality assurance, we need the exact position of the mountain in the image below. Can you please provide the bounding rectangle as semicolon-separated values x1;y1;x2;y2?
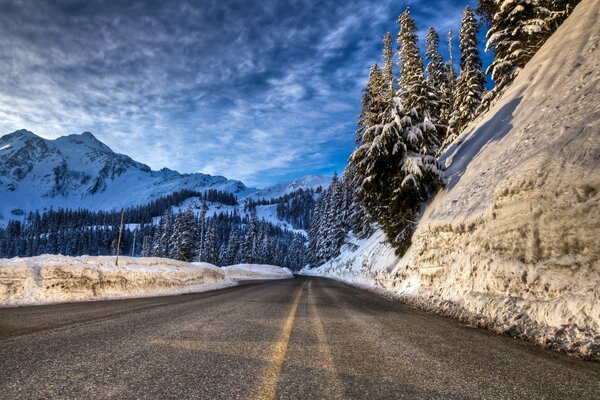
0;129;256;222
246;174;330;201
306;0;599;359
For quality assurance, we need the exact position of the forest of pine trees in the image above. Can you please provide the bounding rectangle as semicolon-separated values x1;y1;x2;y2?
0;195;308;270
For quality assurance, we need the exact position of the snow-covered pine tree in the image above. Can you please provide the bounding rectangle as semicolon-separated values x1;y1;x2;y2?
425;26;449;141
195;200;209;261
381;32;395;105
397;8;440;152
447;6;485;144
204;222;219;265
440;30;457;134
350;94;443;253
480;0;579;110
223;228;240;266
242;208;258;263
356;63;386;146
170;207;196;261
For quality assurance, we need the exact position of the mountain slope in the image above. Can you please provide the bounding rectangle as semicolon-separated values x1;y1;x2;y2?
306;0;600;359
0;130;255;221
244;174;330;201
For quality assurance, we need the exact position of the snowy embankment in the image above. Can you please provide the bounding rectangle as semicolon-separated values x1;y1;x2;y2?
222;264;294;280
0;255;235;307
303;0;600;360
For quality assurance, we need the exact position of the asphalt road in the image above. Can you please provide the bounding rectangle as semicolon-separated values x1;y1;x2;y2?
0;277;599;399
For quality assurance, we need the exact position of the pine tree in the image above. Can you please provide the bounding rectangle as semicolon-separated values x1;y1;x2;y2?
170;207;195;261
350;95;443;253
356;63;386;146
481;0;579;109
381;32;394;104
440;30;457;133
223;228;240;266
425;26;449;141
447;6;485;142
397;8;440;151
204;222;219;265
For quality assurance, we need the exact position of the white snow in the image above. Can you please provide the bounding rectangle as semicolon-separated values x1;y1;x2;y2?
222;264;294;280
304;0;600;360
0;130;256;225
245;174;330;201
0;255;236;307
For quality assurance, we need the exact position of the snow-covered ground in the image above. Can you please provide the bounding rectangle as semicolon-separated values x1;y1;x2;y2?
222;264;294;280
303;0;600;360
0;255;235;307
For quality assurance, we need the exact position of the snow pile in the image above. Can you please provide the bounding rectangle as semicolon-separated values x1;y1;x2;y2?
0;255;234;307
305;0;600;360
222;264;294;280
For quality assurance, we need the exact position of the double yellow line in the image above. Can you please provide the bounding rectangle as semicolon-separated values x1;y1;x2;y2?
251;281;305;400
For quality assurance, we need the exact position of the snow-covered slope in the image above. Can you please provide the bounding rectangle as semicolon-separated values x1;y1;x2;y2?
0;255;234;307
306;0;600;360
222;264;294;280
0;130;255;222
245;174;330;201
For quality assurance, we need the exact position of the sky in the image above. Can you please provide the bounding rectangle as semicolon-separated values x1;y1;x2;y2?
0;0;490;187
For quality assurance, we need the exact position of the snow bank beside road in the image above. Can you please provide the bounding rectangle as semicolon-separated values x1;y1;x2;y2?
304;0;600;360
222;264;294;280
0;255;234;307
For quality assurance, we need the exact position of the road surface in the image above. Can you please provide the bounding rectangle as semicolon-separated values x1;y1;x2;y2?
0;277;598;399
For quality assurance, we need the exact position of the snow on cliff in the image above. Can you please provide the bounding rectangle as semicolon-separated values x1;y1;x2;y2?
0;255;237;307
222;264;294;280
305;0;600;360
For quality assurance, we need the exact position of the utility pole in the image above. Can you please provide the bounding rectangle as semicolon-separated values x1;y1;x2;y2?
115;209;124;266
131;229;137;257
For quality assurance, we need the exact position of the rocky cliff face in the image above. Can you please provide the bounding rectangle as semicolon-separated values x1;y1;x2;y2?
309;0;600;359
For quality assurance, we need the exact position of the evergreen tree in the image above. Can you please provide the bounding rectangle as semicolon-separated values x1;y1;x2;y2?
170;207;196;261
223;228;240;266
425;26;449;140
204;222;219;265
350;95;443;253
481;0;579;109
381;32;395;104
447;6;485;142
397;8;440;151
356;63;386;145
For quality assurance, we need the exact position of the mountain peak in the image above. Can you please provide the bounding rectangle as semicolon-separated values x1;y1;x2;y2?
2;129;40;142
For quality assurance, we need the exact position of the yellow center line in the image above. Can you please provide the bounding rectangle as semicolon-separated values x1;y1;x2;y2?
309;280;345;400
250;281;305;400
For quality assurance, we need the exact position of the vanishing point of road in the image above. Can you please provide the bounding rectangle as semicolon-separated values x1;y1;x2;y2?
0;277;598;399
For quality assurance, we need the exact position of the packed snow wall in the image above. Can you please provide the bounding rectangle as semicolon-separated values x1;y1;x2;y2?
221;264;294;280
309;0;600;359
0;255;233;306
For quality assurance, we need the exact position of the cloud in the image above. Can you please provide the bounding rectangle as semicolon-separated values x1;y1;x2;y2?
0;0;477;186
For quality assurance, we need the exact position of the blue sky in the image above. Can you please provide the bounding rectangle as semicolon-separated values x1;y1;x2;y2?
0;0;490;187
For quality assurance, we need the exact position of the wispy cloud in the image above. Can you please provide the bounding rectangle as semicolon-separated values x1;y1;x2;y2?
0;0;478;186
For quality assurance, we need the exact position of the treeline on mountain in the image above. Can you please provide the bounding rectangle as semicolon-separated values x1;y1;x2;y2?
244;187;323;230
0;206;306;270
312;0;580;258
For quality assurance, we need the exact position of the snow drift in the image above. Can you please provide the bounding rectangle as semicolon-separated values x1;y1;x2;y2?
222;264;294;280
305;0;600;360
0;255;234;307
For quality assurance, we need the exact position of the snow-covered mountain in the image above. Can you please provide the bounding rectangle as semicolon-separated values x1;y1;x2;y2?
0;129;255;222
245;174;330;201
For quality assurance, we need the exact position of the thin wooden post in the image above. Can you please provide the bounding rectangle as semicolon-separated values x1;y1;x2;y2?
115;209;124;266
131;229;137;257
